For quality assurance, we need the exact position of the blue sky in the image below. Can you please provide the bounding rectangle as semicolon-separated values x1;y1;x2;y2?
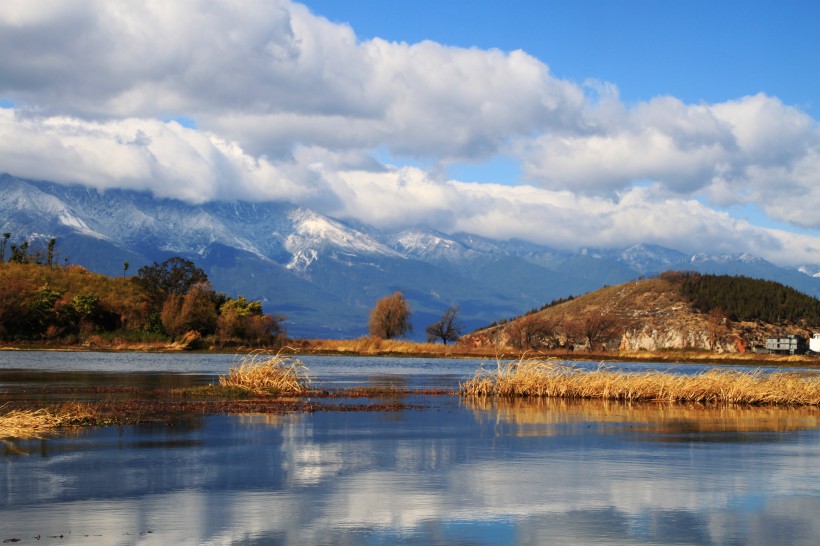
306;0;819;115
306;0;820;233
1;0;819;265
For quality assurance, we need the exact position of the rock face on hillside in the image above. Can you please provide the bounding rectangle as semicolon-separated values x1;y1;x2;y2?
462;276;818;353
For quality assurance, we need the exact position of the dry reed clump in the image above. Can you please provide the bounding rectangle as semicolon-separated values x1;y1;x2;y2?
460;359;820;406
0;402;98;440
218;351;310;395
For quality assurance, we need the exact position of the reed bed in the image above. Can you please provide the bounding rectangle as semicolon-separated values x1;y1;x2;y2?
0;402;98;440
218;351;310;395
460;359;820;406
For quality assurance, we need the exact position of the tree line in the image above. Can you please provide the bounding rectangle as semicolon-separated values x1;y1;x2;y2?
1;233;62;267
0;242;284;347
673;271;820;325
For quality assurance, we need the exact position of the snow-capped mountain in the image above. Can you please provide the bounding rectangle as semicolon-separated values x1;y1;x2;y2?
285;209;402;272
3;174;820;338
799;265;820;278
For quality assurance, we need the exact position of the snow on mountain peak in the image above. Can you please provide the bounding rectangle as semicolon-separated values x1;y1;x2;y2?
284;209;400;270
690;252;764;265
2;177;109;240
798;265;820;278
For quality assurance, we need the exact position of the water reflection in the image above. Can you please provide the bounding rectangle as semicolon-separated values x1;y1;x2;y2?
3;397;820;545
4;351;820;544
465;396;820;440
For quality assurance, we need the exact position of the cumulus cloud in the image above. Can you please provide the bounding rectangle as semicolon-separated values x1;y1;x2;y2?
1;0;820;265
520;93;820;228
0;109;325;205
0;0;584;161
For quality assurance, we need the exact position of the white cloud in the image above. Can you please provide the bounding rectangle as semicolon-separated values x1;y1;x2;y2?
520;93;820;228
1;1;820;265
0;0;584;161
0;109;321;204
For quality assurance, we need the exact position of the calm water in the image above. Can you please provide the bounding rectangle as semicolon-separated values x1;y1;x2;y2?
2;351;820;545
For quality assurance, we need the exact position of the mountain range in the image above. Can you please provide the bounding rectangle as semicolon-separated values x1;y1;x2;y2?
3;173;820;339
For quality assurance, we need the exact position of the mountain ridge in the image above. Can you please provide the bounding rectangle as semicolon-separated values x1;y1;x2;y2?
3;173;820;339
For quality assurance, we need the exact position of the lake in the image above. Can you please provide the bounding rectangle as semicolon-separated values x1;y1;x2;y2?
2;351;820;545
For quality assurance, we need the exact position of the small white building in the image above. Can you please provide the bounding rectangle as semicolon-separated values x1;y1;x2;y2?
810;333;820;354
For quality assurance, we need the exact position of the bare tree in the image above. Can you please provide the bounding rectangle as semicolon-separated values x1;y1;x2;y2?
426;306;462;345
706;307;728;350
580;312;620;350
368;292;412;339
507;314;557;350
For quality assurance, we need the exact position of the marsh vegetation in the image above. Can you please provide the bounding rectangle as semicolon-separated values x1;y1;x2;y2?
218;351;310;394
460;358;820;405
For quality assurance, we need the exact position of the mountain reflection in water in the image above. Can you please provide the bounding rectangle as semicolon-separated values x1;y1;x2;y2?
2;353;820;545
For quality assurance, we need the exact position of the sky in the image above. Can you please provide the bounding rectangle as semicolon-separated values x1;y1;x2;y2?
1;0;819;266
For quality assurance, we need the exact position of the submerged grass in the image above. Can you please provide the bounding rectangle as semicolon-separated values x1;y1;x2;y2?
218;351;310;395
461;358;820;406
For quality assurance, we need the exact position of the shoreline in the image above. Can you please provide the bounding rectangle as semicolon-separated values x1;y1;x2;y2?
3;341;820;368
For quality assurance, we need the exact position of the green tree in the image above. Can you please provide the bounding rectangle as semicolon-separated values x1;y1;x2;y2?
368;292;412;339
426;306;462;345
136;257;208;331
47;238;56;267
29;285;61;337
136;257;208;300
70;294;100;319
10;240;29;263
67;294;101;335
216;296;284;346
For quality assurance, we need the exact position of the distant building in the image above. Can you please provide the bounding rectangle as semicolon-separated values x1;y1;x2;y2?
810;334;820;354
765;335;807;355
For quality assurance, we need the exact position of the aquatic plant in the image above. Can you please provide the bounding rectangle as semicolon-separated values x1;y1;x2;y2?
218;351;309;395
460;358;820;406
0;402;97;440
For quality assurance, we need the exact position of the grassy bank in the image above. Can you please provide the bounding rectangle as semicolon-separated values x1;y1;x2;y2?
461;359;820;405
5;335;820;368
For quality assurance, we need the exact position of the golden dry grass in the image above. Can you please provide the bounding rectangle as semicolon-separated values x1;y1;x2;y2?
218;351;310;394
460;358;820;406
302;337;453;355
0;402;98;440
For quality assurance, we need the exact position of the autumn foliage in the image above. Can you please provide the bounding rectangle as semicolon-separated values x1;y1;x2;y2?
368;292;412;339
0;258;284;346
